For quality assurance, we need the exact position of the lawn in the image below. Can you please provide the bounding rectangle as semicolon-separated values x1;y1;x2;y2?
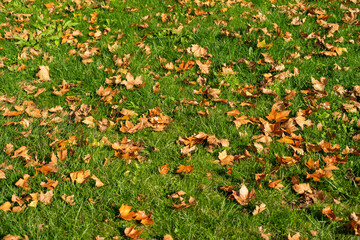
0;0;360;239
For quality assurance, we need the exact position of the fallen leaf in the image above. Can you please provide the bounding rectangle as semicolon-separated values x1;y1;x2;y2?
253;203;266;215
124;225;143;239
158;164;169;174
176;165;193;174
91;175;104;187
70;169;91;184
119;204;137;221
61;194;75;205
0;201;12;212
36;66;50;81
231;182;256;205
322;206;343;221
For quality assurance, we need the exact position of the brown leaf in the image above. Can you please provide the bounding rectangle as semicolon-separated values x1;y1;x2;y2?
231;182;256;205
292;183;312;194
39;190;54;205
121;73;144;90
348;212;360;235
61;194;75;205
124;225;143;239
2;235;22;240
176;60;195;71
266;109;290;123
218;150;235;166
291;16;306;25
4;143;14;155
57;149;67;162
15;174;31;191
322;206;343;221
268;179;284;190
36;66;50;81
0;169;5;179
233;115;252;128
91;175;104;187
168;190;187;199
40;177;58;190
253;203;266;215
37;161;58;175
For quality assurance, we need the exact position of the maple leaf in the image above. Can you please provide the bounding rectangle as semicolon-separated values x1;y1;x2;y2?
158;164;169;174
124;225;143;239
168;190;187;199
70;169;91;184
119;204;137;221
15;174;31;191
187;44;208;58
268;179;284;190
40;177;59;190
0;169;5;179
231;182;256;205
233;115;252;129
253;203;266;216
172;196;196;210
266;109;290;122
322;206;343;221
218;150;235;166
348;212;360;235
291;16;306;25
91;175;104;187
164;234;174;240
0;201;12;212
4;143;14;155
292;183;312;194
39;190;54;205
134;211;154;225
36;65;50;81
37;161;58;175
121;73;144;90
2;235;23;240
176;59;195;71
196;59;211;74
61;194;76;206
176;165;193;173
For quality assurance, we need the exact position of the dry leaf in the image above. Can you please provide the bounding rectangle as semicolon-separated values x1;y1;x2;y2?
322;206;343;221
231;182;256;205
70;169;91;184
253;203;266;215
91;175;104;187
159;164;169;174
61;194;75;205
124;225;143;239
0;201;12;212
176;165;193;174
36;66;50;81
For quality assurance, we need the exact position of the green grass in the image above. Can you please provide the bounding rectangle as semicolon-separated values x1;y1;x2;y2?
1;0;360;239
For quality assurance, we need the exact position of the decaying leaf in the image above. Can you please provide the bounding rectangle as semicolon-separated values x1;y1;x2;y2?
231;182;256;205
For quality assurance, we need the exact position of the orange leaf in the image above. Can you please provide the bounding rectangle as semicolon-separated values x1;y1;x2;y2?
0;201;12;212
119;204;137;221
158;164;169;174
176;165;193;174
124;225;143;239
